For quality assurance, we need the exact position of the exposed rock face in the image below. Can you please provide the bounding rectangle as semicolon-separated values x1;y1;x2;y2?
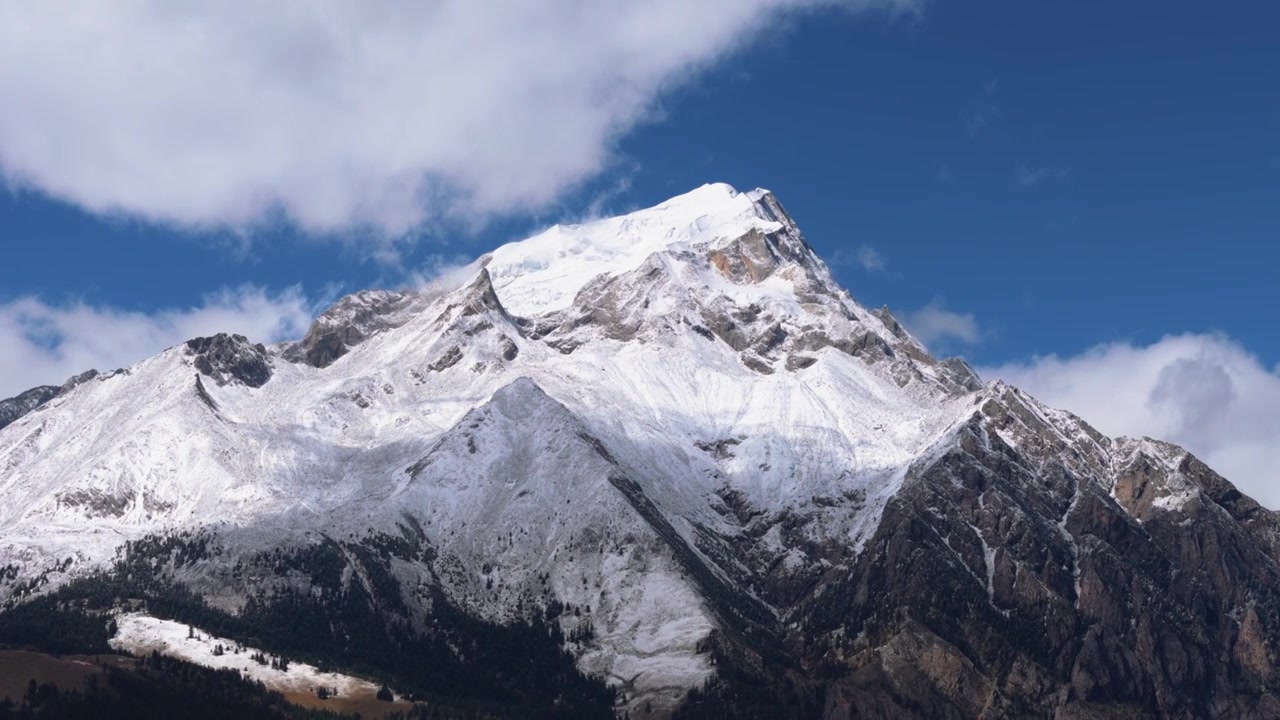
58;369;100;393
697;384;1280;719
0;385;59;431
185;334;273;387
284;289;415;368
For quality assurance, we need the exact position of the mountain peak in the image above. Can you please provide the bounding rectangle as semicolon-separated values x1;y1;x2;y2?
483;182;787;318
488;375;548;404
284;289;416;368
455;267;512;320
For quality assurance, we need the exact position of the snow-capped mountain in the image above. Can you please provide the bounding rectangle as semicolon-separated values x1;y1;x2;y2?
2;184;1279;718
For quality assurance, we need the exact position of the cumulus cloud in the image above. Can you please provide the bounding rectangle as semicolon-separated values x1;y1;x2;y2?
983;334;1280;508
902;299;982;348
0;0;916;240
0;287;315;398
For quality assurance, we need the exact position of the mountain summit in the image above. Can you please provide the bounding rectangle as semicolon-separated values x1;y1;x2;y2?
2;184;1278;718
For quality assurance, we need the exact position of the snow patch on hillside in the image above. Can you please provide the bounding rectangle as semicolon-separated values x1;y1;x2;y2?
109;613;388;699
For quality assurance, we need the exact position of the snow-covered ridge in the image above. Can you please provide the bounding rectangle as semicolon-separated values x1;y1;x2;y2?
484;183;791;317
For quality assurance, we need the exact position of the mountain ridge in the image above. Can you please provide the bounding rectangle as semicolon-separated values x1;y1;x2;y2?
1;183;1278;718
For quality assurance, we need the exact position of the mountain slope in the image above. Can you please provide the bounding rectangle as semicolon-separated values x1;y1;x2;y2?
1;183;1278;718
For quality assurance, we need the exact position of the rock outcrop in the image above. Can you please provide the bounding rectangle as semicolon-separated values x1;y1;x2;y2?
185;334;273;388
284;290;414;368
0;385;59;431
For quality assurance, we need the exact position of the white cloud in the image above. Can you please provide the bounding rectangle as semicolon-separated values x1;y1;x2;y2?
404;253;476;291
983;333;1280;508
0;287;315;398
854;245;888;272
0;0;916;241
902;299;982;348
832;244;887;272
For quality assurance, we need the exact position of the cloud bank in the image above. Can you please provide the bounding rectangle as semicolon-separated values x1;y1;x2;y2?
0;288;314;398
985;334;1280;508
0;0;915;239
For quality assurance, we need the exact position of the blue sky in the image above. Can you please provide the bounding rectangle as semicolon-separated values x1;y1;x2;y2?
2;1;1279;499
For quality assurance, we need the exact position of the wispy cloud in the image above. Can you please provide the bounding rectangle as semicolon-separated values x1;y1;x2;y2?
1014;163;1072;188
0;0;919;246
965;79;1001;137
404;253;477;291
901;299;982;348
571;166;640;223
832;244;888;273
982;333;1280;509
